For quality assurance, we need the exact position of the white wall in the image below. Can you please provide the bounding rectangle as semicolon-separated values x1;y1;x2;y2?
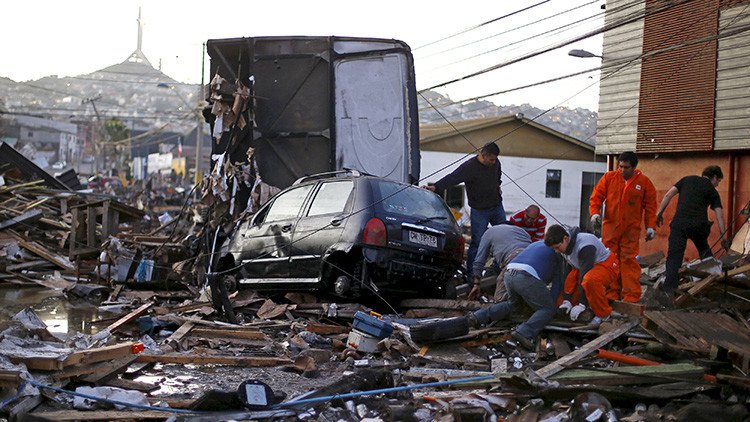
420;151;607;227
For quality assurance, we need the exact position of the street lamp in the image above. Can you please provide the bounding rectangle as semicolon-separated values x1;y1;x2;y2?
568;49;603;59
157;82;205;187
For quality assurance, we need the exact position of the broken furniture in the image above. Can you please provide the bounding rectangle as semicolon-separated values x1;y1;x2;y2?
68;199;144;259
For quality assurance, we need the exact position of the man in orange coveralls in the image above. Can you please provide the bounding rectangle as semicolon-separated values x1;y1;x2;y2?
589;151;657;303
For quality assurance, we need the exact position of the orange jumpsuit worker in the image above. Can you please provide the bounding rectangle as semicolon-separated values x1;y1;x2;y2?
589;151;657;303
545;225;619;324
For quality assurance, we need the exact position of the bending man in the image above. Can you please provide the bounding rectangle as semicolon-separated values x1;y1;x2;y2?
656;165;729;295
467;224;531;301
545;225;618;325
466;241;563;349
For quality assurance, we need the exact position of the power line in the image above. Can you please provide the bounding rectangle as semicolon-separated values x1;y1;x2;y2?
426;7;605;73
418;0;699;93
417;0;739;225
417;0;604;61
413;0;553;51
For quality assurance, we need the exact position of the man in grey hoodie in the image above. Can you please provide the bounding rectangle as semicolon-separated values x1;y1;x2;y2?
467;224;531;301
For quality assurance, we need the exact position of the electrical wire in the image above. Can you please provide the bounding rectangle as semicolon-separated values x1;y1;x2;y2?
416;0;602;60
171;0;719;295
419;0;699;92
424;6;606;73
415;0;748;228
413;0;552;51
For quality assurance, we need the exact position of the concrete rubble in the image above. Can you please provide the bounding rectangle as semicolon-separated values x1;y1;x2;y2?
0;147;750;421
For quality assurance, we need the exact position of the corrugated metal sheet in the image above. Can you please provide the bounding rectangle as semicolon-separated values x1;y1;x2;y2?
636;0;719;153
714;4;750;150
596;0;644;155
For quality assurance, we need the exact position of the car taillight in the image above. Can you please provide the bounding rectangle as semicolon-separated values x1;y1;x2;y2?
363;218;387;246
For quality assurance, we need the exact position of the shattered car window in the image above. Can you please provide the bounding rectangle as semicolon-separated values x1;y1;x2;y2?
307;181;354;216
372;180;452;220
264;185;313;221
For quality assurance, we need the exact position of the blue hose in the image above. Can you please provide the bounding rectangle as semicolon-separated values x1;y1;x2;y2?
275;375;495;408
27;380;202;414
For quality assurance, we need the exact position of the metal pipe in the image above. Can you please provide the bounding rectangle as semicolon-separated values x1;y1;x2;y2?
728;152;735;235
275;375;495;408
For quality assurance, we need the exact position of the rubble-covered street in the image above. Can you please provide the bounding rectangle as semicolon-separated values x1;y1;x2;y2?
3;2;750;421
0;153;749;421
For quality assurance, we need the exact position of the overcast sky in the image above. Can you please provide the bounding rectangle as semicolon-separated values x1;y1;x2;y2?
2;0;605;111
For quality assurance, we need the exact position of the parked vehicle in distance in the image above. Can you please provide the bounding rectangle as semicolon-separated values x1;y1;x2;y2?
218;170;464;299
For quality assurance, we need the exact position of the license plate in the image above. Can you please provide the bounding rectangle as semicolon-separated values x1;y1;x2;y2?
408;231;437;247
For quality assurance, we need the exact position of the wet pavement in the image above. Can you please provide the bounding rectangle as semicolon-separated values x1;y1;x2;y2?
0;286;100;335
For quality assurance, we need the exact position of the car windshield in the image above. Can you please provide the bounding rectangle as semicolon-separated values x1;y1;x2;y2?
371;180;453;221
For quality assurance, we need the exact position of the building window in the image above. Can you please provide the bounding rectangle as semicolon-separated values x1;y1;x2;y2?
27;131;34;137
546;169;562;198
444;185;465;209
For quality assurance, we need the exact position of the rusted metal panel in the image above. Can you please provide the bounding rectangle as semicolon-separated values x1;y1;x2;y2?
715;4;750;151
636;0;719;153
596;0;644;155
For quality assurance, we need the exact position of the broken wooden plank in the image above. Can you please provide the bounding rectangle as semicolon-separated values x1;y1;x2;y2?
0;209;43;230
0;370;22;389
189;328;266;340
675;274;721;305
0;205;69;230
136;353;291;367
28;410;183;420
5;260;52;271
642;311;707;352
63;342;138;368
165;321;195;351
105;302;153;334
536;319;640;379
728;263;750;277
52;355;132;380
549;363;704;385
611;300;645;316
304;322;351;335
108;284;123;302
9;230;75;271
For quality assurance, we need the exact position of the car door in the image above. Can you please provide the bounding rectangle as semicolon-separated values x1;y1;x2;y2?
289;180;355;279
233;184;313;283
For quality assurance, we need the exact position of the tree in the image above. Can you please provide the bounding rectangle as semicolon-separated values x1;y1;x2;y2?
98;118;130;176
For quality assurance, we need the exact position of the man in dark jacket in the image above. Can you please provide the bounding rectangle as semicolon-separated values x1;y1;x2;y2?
425;142;505;278
656;165;729;294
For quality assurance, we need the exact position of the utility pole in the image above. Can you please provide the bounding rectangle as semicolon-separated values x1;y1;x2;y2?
194;42;206;188
82;95;104;174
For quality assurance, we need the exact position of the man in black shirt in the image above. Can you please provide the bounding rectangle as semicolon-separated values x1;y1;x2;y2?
656;165;729;293
425;142;506;278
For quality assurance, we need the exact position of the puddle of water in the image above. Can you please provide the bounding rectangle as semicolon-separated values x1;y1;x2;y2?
0;286;101;335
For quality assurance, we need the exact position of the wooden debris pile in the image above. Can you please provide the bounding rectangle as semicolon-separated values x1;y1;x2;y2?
0;176;202;291
1;222;750;420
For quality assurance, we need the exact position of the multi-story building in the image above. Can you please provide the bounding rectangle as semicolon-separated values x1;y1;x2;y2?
596;0;750;258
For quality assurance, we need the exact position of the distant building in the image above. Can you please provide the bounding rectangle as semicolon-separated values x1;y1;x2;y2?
420;114;606;228
0;114;78;167
595;0;750;259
